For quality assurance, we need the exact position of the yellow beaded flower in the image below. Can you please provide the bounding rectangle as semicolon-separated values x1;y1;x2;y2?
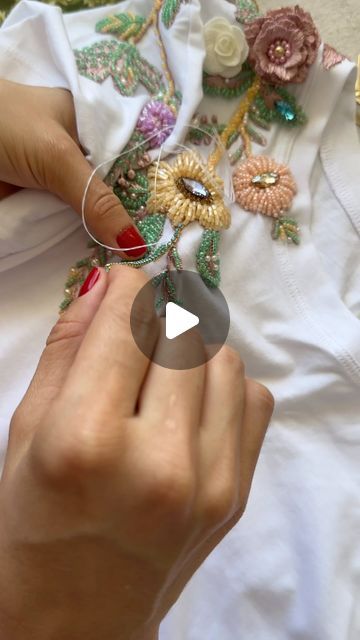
147;151;231;230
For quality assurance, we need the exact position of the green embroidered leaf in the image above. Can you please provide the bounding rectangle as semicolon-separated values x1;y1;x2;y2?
96;13;146;40
162;0;182;28
74;40;120;83
152;269;183;309
169;246;183;270
253;87;307;127
109;42;140;95
114;170;149;214
133;55;164;95
271;217;300;245
137;213;166;247
203;67;256;99
196;230;221;288
245;123;267;147
106;131;148;187
75;40;164;97
235;0;261;24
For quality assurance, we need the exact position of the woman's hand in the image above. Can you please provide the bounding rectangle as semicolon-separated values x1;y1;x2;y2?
0;79;146;258
0;266;274;640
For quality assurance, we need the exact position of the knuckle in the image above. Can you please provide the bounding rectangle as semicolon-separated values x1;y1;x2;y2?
249;380;275;415
46;317;87;348
33;411;119;485
142;464;194;515
218;347;245;377
92;190;121;222
130;299;157;334
203;484;237;528
38;131;74;166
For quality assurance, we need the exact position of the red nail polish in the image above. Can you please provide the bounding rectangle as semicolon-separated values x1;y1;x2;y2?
79;267;100;297
116;225;146;258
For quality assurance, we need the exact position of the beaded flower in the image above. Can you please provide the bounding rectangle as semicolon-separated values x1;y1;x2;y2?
137;100;176;147
147;151;231;230
244;6;320;85
233;155;297;217
203;17;249;79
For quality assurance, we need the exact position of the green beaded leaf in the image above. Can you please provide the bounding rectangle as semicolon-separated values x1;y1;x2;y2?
114;171;149;214
137;214;166;248
75;40;163;97
75;40;120;83
196;230;221;288
253;87;307;127
271;217;300;245
162;0;182;28
109;43;140;95
203;67;256;99
106;131;148;186
133;56;164;95
96;13;146;40
152;269;183;309
235;0;261;24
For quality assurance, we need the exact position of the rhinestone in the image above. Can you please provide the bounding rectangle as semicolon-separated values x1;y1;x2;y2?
251;172;280;189
179;177;211;199
275;100;296;122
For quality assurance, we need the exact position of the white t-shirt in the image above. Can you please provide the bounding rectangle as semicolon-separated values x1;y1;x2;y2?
0;1;359;639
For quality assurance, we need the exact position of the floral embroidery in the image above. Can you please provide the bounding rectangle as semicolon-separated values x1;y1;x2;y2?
147;151;231;230
61;1;340;312
233;155;297;218
196;230;221;288
244;6;321;85
232;155;299;245
235;0;261;25
96;13;147;40
75;41;164;96
161;0;186;28
203;17;249;79
137;100;177;147
322;43;348;70
203;63;256;99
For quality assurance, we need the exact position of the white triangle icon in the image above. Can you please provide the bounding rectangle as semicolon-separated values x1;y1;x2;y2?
165;302;199;340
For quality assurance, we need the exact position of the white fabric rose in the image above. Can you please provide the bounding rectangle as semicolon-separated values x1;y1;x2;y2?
203;16;249;78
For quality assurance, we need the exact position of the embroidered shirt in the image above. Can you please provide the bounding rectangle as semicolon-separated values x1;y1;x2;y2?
0;2;359;639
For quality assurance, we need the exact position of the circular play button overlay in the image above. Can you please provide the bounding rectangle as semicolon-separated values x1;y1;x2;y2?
130;270;230;370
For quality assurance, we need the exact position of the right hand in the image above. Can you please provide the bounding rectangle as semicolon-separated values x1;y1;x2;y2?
0;266;274;640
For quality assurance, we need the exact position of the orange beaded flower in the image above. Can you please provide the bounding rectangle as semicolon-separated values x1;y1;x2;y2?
233;155;297;218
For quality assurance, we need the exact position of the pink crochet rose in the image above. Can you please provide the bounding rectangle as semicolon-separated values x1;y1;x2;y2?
244;5;321;85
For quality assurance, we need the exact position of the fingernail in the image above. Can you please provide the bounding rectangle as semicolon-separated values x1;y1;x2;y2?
79;267;100;297
116;225;146;258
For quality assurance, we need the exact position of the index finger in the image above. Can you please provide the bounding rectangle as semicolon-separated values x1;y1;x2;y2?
63;266;159;418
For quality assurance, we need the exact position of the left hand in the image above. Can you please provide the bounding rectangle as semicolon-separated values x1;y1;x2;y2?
0;79;147;258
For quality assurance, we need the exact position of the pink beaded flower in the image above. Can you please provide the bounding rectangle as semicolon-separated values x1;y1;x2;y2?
244;6;320;85
233;156;297;217
137;100;176;148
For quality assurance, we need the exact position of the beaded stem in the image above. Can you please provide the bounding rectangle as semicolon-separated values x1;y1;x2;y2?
132;0;162;43
132;0;175;102
207;77;261;171
105;224;184;271
153;4;175;101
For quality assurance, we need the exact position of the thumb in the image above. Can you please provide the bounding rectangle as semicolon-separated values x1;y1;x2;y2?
44;133;147;260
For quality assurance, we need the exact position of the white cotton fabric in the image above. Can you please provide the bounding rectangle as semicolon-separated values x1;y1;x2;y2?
0;1;360;639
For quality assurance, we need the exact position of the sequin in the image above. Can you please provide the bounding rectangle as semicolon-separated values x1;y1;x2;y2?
251;172;280;189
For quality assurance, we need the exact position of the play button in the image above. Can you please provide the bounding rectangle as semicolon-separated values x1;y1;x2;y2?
165;302;199;340
130;270;230;370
